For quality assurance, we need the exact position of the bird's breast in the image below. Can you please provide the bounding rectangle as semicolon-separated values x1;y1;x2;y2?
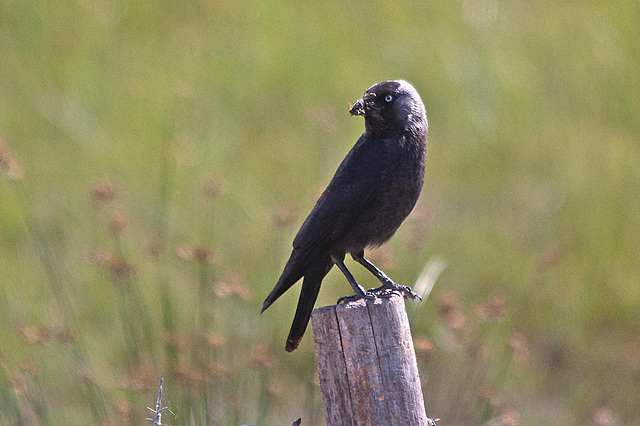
339;134;426;252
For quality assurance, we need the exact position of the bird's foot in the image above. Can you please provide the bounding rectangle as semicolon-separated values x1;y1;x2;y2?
370;280;422;301
337;290;377;305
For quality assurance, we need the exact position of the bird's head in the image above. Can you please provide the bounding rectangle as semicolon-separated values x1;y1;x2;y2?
350;80;427;135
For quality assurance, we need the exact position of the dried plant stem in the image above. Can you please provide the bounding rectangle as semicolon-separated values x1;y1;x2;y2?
146;378;167;425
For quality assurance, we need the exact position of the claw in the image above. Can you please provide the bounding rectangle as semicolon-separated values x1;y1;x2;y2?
370;281;422;301
337;290;377;305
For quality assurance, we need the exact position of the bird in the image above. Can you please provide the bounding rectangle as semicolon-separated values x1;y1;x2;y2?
262;80;428;352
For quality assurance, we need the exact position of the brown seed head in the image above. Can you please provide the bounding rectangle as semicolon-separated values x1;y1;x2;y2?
56;327;75;344
175;244;194;260
22;324;55;345
367;245;396;270
413;335;436;362
175;242;216;264
469;342;489;360
206;361;228;378
214;271;252;300
206;331;225;347
118;366;157;391
105;256;137;280
508;332;530;364
266;378;284;396
115;400;134;421
475;293;507;322
592;407;617;426
147;233;165;257
8;374;25;394
498;410;521;426
437;291;467;332
203;174;224;198
405;201;437;250
406;223;428;251
0;136;23;180
251;343;275;368
193;245;215;264
537;247;563;272
87;249;110;266
19;360;38;376
109;211;129;236
174;365;203;390
271;200;298;229
89;179;116;207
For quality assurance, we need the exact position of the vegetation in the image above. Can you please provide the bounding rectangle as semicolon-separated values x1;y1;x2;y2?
1;0;638;424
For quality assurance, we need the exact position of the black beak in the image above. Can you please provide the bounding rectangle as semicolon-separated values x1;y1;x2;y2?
349;99;366;116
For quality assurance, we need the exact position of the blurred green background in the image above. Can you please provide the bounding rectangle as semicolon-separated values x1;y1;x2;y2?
1;0;639;424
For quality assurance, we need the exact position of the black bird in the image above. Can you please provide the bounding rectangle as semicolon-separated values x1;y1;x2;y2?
262;80;428;352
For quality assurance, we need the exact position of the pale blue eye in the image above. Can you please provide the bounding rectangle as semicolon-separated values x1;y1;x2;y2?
385;95;393;102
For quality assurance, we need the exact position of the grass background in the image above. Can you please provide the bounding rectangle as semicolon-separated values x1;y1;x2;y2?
1;0;639;424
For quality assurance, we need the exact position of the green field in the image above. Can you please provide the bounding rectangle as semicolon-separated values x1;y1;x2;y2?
1;0;639;424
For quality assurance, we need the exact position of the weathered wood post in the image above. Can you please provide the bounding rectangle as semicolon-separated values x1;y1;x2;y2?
311;295;428;425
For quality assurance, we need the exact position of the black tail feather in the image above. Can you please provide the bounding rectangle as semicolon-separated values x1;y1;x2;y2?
285;261;332;352
262;250;306;313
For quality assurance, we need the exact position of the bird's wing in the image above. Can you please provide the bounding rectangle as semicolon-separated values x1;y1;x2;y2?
261;134;384;312
292;134;384;260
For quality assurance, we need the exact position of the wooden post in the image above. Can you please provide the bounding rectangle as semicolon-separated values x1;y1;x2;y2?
311;295;428;426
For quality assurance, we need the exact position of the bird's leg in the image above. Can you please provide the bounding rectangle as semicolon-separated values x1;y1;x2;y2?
352;252;422;301
331;255;376;304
